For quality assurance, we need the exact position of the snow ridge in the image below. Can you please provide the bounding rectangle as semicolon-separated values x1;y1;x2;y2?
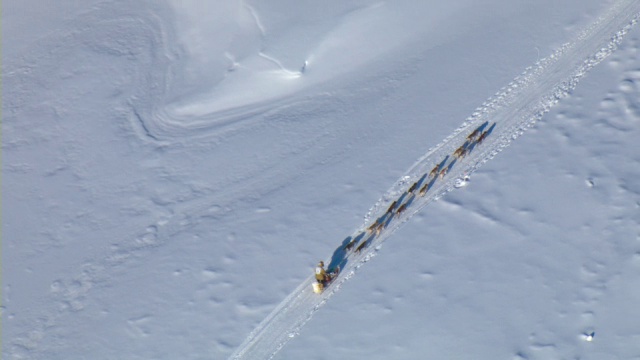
229;2;640;359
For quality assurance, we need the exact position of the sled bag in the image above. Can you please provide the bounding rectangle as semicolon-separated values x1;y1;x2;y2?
312;282;323;294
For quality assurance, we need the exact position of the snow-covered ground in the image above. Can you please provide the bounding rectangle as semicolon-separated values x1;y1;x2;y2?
3;1;640;359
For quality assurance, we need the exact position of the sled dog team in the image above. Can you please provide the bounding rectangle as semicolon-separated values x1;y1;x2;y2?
314;122;495;290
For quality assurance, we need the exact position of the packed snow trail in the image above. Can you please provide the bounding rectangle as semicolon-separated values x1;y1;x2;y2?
229;2;640;359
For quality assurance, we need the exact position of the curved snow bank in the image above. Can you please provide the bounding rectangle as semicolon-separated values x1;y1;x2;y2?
134;0;478;141
229;2;640;359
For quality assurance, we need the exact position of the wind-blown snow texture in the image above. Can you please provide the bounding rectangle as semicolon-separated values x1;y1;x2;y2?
4;1;640;359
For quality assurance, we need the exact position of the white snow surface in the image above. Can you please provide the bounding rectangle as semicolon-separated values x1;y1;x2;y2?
4;1;640;360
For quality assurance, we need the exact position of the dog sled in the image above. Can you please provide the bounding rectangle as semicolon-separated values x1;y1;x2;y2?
312;266;340;294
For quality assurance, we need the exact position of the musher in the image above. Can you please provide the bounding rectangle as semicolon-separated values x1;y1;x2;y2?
315;261;329;285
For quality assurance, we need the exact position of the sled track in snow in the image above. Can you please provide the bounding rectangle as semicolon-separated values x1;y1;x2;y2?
229;2;640;359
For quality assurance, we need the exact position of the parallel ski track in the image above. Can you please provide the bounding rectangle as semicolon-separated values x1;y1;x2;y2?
229;2;640;359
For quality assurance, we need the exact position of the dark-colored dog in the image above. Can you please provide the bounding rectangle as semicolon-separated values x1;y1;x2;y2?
439;167;448;179
408;181;419;194
467;129;480;141
419;183;429;197
429;164;440;178
477;131;488;144
345;240;358;251
453;146;467;159
396;203;407;214
386;200;397;214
